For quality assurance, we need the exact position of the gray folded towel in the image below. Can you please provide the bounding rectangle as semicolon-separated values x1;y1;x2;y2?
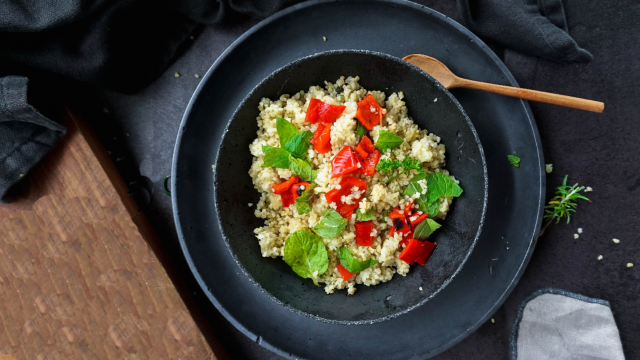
512;288;625;360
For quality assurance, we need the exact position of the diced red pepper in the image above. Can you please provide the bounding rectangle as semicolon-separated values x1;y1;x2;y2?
355;94;385;130
279;180;309;208
387;207;412;239
310;123;332;154
404;199;415;217
355;221;376;246
331;146;364;178
336;263;354;281
324;176;367;220
409;213;428;228
272;176;300;194
399;239;424;264
415;241;437;266
363;150;380;176
355;136;376;159
399;239;410;248
305;98;347;124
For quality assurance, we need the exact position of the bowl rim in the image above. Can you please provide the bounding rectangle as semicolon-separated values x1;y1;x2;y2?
212;49;488;325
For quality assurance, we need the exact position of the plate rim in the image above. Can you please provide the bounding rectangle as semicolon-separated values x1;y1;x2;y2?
172;0;545;358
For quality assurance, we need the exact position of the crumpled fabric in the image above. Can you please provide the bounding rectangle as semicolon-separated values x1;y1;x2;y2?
512;288;625;360
457;0;593;63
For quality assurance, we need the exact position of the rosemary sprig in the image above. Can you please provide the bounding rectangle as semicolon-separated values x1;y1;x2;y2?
539;175;590;237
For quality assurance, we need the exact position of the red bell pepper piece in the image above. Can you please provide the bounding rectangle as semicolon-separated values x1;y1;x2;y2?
310;123;332;154
404;199;415;217
305;98;347;124
355;221;376;246
409;213;429;228
330;146;364;178
324;176;367;220
355;136;376;159
387;206;412;239
272;176;300;194
399;239;410;248
355;94;385;130
336;263;354;281
363;150;380;176
415;241;437;266
279;180;309;208
399;239;424;264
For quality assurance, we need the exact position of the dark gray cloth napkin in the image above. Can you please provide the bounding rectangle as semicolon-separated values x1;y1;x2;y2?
457;0;593;63
0;0;592;201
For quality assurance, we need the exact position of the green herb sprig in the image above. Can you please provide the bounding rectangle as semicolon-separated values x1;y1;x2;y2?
376;157;424;184
539;175;590;236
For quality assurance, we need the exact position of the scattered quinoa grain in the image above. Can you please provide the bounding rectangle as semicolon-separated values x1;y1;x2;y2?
577;228;583;234
545;164;553;173
323;36;327;41
189;35;194;40
419;287;423;291
174;72;180;77
19;174;24;177
597;255;603;260
434;98;438;102
491;318;495;323
194;74;200;78
248;203;253;207
627;263;634;268
613;238;620;244
574;234;579;239
585;187;593;192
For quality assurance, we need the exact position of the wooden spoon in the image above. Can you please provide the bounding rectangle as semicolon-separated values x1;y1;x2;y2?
403;54;604;113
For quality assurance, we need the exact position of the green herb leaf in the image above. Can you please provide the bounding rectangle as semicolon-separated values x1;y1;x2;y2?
338;247;378;273
283;230;328;285
294;184;316;215
413;218;442;239
375;130;404;152
285;130;313;159
355;208;376;221
276;116;299;148
262;146;291;168
289;155;317;182
508;153;521;168
543;175;590;224
378;157;424;184
425;172;463;204
312;208;348;238
402;172;427;197
356;122;368;136
423;199;440;217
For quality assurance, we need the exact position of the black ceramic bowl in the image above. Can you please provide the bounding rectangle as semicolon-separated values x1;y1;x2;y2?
214;50;487;324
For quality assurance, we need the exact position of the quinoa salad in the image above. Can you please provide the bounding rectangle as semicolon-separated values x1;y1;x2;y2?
249;76;463;295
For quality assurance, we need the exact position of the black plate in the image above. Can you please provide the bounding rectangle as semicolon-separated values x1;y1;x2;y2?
172;1;545;358
214;50;487;323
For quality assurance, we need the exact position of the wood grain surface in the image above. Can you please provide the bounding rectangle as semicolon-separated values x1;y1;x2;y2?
0;109;218;360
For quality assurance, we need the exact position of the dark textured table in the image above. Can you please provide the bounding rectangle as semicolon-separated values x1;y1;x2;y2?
59;0;640;358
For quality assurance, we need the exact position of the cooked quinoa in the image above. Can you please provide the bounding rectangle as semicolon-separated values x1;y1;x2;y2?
249;76;458;295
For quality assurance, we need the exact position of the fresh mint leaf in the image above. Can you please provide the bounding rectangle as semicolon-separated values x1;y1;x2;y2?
294;184;316;215
312;209;348;238
375;130;404;153
508;153;521;168
289;155;317;182
378;157;423;184
413;218;441;239
423;199;440;217
285;130;313;159
425;172;463;204
262;146;291;168
283;230;328;285
355;208;376;221
402;172;427;197
356;122;368;136
276;116;299;148
338;247;378;273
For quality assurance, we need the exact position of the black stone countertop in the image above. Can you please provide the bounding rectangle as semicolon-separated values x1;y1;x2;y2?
63;1;640;358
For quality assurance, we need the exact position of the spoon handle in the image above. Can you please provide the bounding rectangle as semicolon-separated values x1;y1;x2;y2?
455;78;604;113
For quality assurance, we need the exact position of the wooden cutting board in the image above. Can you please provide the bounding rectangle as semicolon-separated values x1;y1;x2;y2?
0;108;224;360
